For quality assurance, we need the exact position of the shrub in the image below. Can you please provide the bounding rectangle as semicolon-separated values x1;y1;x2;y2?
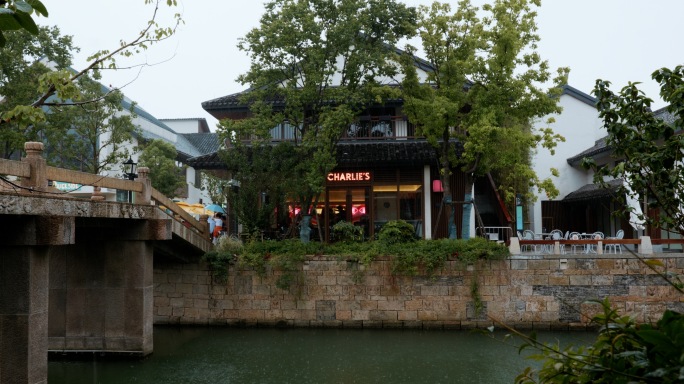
516;298;684;384
331;220;363;242
377;220;416;245
202;236;244;284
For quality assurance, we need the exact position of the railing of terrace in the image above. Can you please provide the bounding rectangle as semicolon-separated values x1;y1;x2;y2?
477;226;512;244
239;116;421;142
0;142;209;239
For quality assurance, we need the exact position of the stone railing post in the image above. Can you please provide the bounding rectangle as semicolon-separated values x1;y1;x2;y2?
639;236;653;255
20;142;47;193
136;167;152;205
91;186;105;201
509;236;521;254
199;214;210;239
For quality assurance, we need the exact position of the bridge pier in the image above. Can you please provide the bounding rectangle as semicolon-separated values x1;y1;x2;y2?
0;247;49;384
48;240;154;356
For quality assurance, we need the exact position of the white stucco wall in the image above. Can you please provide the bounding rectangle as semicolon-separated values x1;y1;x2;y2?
529;91;604;233
161;120;199;134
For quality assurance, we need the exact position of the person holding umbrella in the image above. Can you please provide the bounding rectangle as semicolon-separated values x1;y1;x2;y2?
212;212;223;243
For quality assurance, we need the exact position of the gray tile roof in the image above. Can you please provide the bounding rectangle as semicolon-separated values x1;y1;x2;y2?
560;84;597;107
186;140;455;170
182;133;221;156
562;178;622;202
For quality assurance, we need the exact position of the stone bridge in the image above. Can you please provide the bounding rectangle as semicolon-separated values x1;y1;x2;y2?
0;142;212;384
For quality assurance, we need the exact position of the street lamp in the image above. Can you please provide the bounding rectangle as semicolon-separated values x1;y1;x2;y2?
123;157;137;202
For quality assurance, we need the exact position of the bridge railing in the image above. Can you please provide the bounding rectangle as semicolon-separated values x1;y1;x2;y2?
0;142;209;239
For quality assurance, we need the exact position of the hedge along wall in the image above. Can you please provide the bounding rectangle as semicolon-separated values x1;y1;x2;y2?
153;254;684;330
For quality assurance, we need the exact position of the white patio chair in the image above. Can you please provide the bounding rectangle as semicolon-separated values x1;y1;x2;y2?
585;231;604;254
569;232;582;254
604;229;624;254
549;230;564;254
522;230;539;253
517;231;530;252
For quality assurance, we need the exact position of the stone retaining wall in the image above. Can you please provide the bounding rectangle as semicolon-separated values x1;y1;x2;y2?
153;254;684;330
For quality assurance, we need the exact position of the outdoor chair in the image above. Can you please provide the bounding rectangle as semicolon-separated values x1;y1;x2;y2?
585;231;604;254
604;229;624;254
548;230;563;254
569;232;582;254
521;230;538;253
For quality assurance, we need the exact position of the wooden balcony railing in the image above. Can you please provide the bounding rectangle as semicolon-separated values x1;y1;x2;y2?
238;116;421;143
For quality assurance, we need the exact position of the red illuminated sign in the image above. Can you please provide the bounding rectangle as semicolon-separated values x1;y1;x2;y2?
327;171;372;182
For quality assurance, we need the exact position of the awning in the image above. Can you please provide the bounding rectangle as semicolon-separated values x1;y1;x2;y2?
561;179;622;202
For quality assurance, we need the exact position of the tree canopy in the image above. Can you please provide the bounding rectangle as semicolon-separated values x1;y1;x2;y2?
138;139;185;197
43;74;140;175
399;0;568;238
0;0;181;131
589;65;684;236
0;0;48;47
219;0;417;241
0;25;74;159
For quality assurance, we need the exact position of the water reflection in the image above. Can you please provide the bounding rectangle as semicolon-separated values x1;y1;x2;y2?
49;327;594;384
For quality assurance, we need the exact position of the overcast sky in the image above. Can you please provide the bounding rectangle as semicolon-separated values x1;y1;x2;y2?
39;0;684;131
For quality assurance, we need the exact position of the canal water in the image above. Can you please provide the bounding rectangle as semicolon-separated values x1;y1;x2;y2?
49;326;594;384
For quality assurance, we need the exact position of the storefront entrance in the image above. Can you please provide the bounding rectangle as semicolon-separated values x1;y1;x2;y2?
324;187;371;241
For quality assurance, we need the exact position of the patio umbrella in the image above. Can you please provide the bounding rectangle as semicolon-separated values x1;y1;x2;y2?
205;204;226;214
176;202;209;215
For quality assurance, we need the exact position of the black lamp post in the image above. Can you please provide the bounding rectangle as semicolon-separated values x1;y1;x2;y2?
123;157;137;202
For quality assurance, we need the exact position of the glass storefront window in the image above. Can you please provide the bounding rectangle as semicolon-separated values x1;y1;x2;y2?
373;184;423;238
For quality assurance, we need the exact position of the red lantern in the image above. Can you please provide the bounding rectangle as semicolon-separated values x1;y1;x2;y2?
432;180;443;192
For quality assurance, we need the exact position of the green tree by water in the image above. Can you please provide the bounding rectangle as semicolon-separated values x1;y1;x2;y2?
399;0;567;239
515;66;684;384
219;0;417;241
588;65;684;236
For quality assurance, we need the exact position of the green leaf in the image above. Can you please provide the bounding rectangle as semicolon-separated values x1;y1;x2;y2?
0;30;5;47
26;0;48;16
14;0;33;13
644;259;664;268
0;12;22;31
13;11;39;35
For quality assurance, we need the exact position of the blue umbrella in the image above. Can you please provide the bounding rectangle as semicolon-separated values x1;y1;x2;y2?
205;204;225;213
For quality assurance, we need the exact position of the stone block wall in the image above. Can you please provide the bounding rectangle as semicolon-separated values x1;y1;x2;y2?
49;241;154;355
153;254;684;330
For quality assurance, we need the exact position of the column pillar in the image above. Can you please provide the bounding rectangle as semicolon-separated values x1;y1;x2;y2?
0;246;49;384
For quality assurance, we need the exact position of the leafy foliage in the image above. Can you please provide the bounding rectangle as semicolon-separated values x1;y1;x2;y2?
377;219;418;245
218;0;417;241
589;65;684;236
0;0;49;47
204;237;509;287
202;235;244;284
399;0;568;238
0;26;74;159
138;139;185;197
515;298;684;384
1;0;181;130
331;220;363;242
44;74;140;174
